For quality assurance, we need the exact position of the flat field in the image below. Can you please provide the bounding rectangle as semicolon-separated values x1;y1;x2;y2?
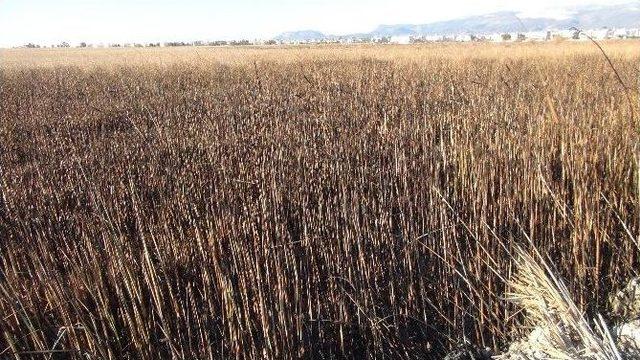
0;41;638;358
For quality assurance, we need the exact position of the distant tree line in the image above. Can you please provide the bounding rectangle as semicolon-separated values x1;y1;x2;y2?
16;29;637;50
16;40;262;49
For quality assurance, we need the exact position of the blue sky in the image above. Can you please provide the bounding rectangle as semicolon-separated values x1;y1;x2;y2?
0;0;630;47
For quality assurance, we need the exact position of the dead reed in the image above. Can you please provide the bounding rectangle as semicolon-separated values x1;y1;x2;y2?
0;42;638;358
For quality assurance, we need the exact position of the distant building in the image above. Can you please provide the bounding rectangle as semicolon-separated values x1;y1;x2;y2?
583;28;611;40
424;35;443;42
390;35;411;44
454;34;472;42
522;31;548;41
489;33;503;42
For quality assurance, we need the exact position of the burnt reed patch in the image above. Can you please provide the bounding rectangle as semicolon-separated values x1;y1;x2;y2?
0;44;638;358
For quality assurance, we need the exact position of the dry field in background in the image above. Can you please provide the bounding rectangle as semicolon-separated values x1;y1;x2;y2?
0;41;638;358
2;41;638;68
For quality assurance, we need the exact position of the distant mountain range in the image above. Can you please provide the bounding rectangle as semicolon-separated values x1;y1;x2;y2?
275;2;640;41
274;30;328;42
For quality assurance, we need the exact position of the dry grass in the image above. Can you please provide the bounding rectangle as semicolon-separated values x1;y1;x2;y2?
0;41;638;358
500;246;622;359
1;40;638;69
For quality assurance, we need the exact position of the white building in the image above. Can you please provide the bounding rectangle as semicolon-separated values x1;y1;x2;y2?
523;31;550;41
613;28;629;38
390;35;411;44
454;34;472;42
489;33;504;42
583;28;612;40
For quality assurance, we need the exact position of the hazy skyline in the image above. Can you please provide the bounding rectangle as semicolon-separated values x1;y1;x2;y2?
0;0;633;47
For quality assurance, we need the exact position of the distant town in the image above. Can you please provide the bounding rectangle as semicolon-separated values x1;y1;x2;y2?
270;27;640;45
14;27;640;49
373;28;640;44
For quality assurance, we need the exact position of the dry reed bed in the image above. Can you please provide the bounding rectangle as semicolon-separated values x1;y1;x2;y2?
0;43;638;358
1;40;638;69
